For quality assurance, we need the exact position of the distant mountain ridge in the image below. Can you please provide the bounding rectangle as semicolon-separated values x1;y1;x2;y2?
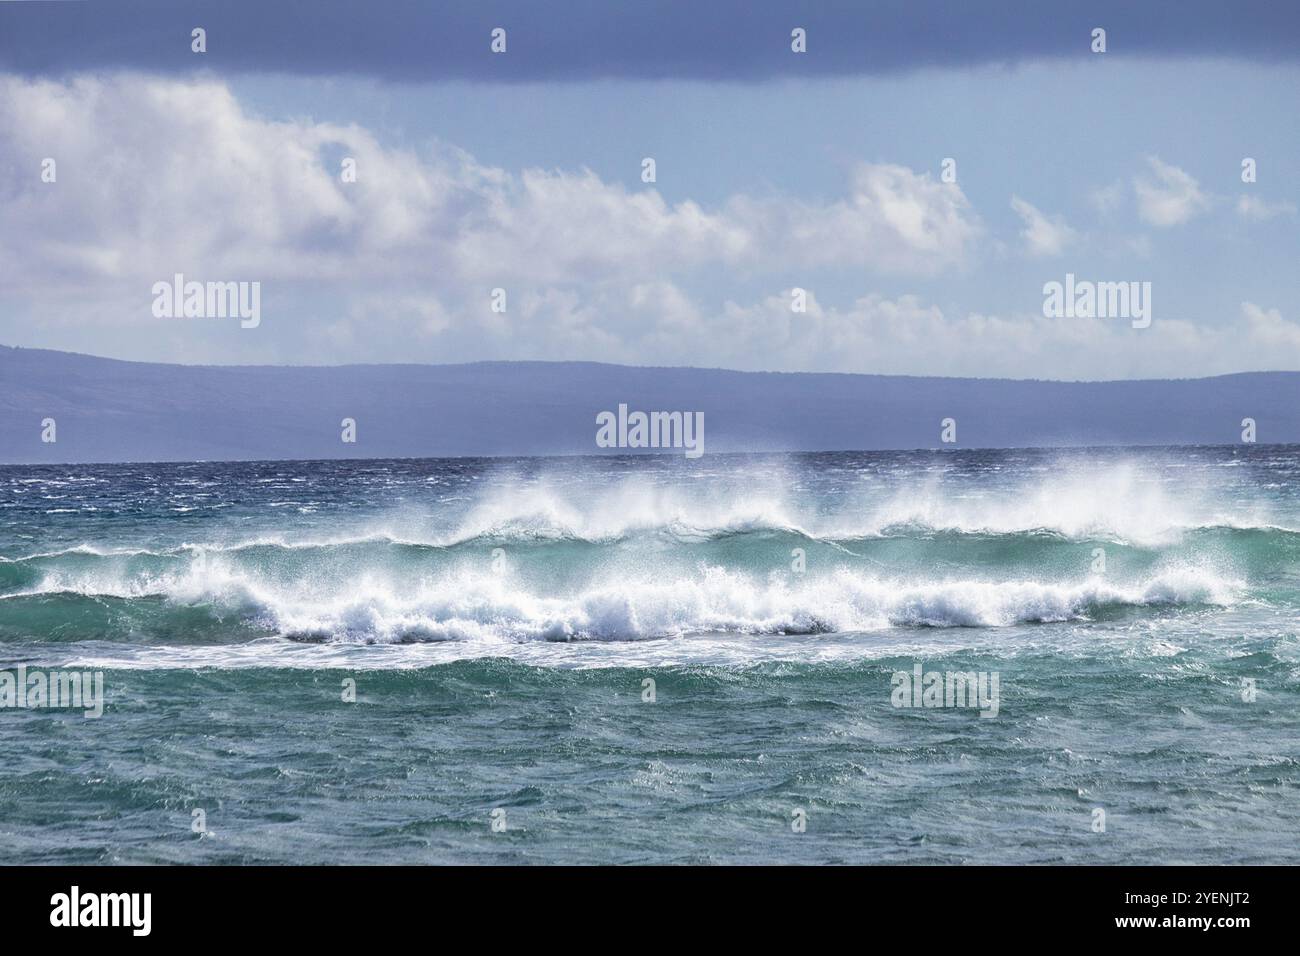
2;345;1297;464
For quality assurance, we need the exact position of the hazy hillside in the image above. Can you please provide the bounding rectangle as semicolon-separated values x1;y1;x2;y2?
2;345;1297;463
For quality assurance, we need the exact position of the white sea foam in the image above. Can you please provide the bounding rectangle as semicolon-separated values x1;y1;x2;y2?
391;463;1287;547
15;556;1241;642
6;461;1287;565
837;463;1277;545
445;479;806;543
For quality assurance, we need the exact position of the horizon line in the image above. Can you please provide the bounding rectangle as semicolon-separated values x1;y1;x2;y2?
2;442;1296;471
5;343;1299;387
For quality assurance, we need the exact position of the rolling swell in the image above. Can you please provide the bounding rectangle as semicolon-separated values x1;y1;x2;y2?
2;453;1294;648
0;526;1252;644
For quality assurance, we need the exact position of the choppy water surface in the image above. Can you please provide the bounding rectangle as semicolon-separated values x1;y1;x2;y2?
1;447;1297;863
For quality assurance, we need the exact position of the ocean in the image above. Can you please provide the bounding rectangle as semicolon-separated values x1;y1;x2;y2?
1;447;1298;864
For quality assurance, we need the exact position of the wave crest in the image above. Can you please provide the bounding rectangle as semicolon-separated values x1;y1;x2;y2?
6;559;1240;643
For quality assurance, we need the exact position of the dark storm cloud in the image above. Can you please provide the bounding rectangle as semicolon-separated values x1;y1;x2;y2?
1;0;1297;82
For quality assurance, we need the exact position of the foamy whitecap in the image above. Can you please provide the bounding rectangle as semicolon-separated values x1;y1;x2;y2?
445;479;805;544
400;463;1287;547
246;566;1245;642
15;556;1240;642
8;461;1288;561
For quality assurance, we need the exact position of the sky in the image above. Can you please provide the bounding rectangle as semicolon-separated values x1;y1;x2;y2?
1;0;1298;379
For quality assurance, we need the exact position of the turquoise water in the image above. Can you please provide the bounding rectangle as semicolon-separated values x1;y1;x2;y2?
1;447;1298;863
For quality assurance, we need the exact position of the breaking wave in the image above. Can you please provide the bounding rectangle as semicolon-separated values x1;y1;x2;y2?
1;552;1241;644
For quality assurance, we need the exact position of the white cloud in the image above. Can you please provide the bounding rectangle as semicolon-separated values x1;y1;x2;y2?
378;281;1299;379
681;297;1300;379
1240;301;1300;350
0;73;981;294
1090;180;1124;216
1010;195;1076;257
1134;155;1209;227
1;74;1292;380
1235;194;1297;222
